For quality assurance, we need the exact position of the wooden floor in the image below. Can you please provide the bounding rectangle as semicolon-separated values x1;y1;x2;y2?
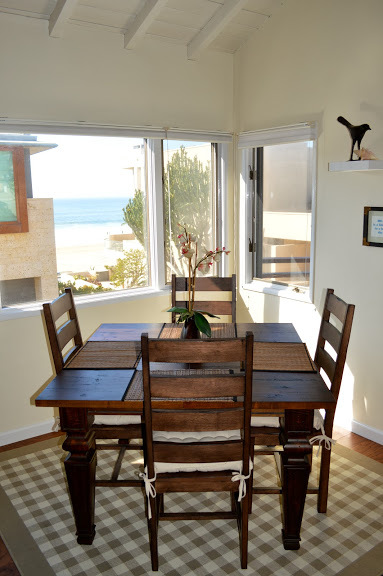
0;429;382;575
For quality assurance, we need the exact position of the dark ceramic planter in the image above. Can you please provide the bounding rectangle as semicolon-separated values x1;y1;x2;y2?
180;316;201;339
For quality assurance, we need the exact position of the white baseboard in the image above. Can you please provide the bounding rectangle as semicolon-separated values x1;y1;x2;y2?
352;420;383;446
0;420;55;447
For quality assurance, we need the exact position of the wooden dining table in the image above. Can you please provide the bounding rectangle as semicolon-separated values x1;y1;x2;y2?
35;322;335;551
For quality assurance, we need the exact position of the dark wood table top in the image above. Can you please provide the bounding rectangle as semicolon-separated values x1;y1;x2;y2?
36;322;335;411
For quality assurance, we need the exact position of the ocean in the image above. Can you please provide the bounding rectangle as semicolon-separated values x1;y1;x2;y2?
53;197;132;247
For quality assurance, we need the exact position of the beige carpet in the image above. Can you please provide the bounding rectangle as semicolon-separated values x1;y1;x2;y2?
0;438;382;576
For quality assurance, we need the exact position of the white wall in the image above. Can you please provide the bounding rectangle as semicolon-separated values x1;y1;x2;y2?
0;14;233;132
0;293;170;442
0;14;234;441
235;0;383;441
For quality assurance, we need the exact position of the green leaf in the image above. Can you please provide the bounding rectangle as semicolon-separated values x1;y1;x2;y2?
195;310;220;319
193;311;211;337
167;306;189;314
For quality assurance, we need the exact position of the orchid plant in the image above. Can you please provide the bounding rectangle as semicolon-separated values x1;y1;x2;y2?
167;223;230;337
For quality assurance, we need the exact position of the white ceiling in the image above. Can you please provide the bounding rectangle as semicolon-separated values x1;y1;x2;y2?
0;0;284;59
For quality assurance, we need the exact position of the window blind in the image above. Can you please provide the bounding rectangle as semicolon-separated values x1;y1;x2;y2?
0;118;232;143
238;122;317;149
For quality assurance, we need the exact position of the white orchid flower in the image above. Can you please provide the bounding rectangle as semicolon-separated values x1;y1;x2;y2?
198;262;210;275
181;246;195;259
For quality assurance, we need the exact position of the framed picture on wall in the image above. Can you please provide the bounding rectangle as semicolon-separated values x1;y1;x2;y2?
363;206;383;247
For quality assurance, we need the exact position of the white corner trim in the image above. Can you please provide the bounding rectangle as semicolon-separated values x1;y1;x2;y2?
242;280;314;305
0;286;170;323
0;419;55;447
351;420;383;446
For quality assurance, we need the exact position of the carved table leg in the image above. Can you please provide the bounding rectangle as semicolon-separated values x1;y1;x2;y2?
60;407;96;544
280;409;313;550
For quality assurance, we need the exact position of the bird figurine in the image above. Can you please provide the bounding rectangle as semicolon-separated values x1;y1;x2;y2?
337;116;371;161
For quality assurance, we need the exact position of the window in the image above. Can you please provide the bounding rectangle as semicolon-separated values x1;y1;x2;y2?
0;125;230;310
0;146;28;233
239;123;316;297
163;140;215;283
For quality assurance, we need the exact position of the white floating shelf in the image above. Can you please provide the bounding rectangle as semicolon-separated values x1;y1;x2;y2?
329;160;383;172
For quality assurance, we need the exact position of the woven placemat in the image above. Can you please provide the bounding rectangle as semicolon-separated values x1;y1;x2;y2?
253;342;316;372
160;323;236;339
66;341;141;369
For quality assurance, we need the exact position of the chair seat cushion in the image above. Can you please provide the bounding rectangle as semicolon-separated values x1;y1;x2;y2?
153;429;241;443
93;415;141;425
251;416;280;427
155;459;245;474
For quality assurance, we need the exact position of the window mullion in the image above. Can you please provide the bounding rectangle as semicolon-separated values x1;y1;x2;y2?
216;143;228;276
147;139;165;290
255;148;264;279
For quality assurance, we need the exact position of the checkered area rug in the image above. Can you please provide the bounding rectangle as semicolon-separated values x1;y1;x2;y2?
0;442;382;576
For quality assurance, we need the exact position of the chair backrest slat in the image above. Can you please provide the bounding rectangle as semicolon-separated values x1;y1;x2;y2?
148;338;245;363
152;410;244;432
43;288;83;374
327;292;348;324
321;320;342;353
171;274;236;323
174;276;234;291
153;442;243;464
50;291;73;322
150;375;245;398
315;347;336;383
174;300;233;316
56;319;79;351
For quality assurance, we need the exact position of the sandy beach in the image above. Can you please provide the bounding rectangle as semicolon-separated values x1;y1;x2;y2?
56;238;142;275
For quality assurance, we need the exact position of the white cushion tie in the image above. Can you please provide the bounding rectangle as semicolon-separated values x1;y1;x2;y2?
309;424;336;456
52;416;60;432
231;459;254;502
139;466;157;519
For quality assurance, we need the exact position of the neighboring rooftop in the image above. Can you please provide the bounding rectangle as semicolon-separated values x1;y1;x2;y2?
0;134;57;155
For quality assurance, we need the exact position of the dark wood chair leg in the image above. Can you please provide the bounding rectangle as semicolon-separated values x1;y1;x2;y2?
231;491;236;513
148;497;159;571
110;446;127;481
317;445;331;513
240;491;249;568
158;493;164;515
249;442;254;513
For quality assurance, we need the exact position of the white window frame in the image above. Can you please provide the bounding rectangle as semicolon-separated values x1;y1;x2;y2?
0;119;231;319
238;123;317;303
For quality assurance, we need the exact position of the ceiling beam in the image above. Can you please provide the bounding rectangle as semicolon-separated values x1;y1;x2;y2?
49;0;78;38
187;0;248;61
124;0;168;51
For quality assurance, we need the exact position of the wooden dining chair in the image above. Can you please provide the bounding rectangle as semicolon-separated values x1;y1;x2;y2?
43;287;83;373
306;288;355;512
43;288;143;486
171;273;236;323
250;288;355;514
140;332;254;570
